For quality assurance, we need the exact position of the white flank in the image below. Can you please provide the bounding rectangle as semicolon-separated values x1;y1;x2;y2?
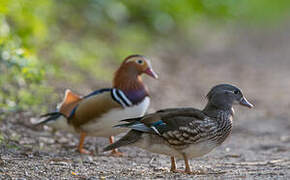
81;97;150;137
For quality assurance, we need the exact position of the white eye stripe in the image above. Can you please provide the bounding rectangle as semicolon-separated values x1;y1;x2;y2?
224;90;232;94
224;90;239;94
126;57;150;65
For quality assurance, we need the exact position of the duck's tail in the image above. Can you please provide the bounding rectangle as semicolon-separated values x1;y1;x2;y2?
31;112;75;133
103;130;142;152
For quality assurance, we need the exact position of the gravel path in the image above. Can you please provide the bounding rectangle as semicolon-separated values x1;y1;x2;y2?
0;110;289;179
1;26;290;179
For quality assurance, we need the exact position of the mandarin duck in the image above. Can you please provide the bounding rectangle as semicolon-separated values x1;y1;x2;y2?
104;84;253;173
35;55;158;155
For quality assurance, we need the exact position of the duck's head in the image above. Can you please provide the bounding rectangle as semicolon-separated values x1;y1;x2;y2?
117;55;158;79
113;55;158;92
206;84;253;110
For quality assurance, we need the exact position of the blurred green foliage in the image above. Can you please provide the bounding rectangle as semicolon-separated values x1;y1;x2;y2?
0;35;50;113
0;0;289;113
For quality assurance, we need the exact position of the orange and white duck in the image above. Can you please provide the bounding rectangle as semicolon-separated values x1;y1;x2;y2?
35;55;158;155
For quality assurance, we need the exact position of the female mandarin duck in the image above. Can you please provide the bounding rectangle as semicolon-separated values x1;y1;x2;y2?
104;84;253;173
36;55;158;155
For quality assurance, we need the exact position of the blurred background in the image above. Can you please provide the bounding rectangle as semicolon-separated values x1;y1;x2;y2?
1;0;290;178
1;0;290;115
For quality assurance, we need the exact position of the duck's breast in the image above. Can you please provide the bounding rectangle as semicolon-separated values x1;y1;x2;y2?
182;140;219;159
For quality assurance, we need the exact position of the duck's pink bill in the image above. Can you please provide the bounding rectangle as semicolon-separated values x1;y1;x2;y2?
145;68;158;79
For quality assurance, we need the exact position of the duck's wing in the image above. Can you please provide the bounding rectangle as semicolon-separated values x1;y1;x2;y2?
115;108;213;145
68;88;131;127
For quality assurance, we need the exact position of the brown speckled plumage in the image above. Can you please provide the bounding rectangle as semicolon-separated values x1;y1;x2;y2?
104;84;253;173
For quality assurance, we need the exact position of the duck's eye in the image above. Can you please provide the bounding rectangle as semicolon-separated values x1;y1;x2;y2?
136;59;144;64
234;90;239;94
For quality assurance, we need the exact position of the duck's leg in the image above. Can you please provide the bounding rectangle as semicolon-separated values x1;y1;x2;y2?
183;154;208;174
109;136;123;157
78;132;91;154
183;154;191;174
170;156;187;173
170;156;178;172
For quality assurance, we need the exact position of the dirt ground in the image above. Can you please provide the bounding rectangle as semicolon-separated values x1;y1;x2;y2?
1;26;290;179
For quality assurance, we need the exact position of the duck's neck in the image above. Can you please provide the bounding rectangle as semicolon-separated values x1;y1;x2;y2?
203;102;234;118
113;70;149;105
203;102;234;145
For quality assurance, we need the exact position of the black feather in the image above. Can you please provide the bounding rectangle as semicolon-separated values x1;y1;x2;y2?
40;112;60;118
119;116;142;123
35;112;63;125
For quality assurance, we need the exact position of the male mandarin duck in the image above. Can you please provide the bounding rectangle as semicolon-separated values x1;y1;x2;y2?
36;55;158;155
104;84;253;173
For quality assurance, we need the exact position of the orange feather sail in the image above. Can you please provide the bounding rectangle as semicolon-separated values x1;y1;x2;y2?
59;89;82;117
